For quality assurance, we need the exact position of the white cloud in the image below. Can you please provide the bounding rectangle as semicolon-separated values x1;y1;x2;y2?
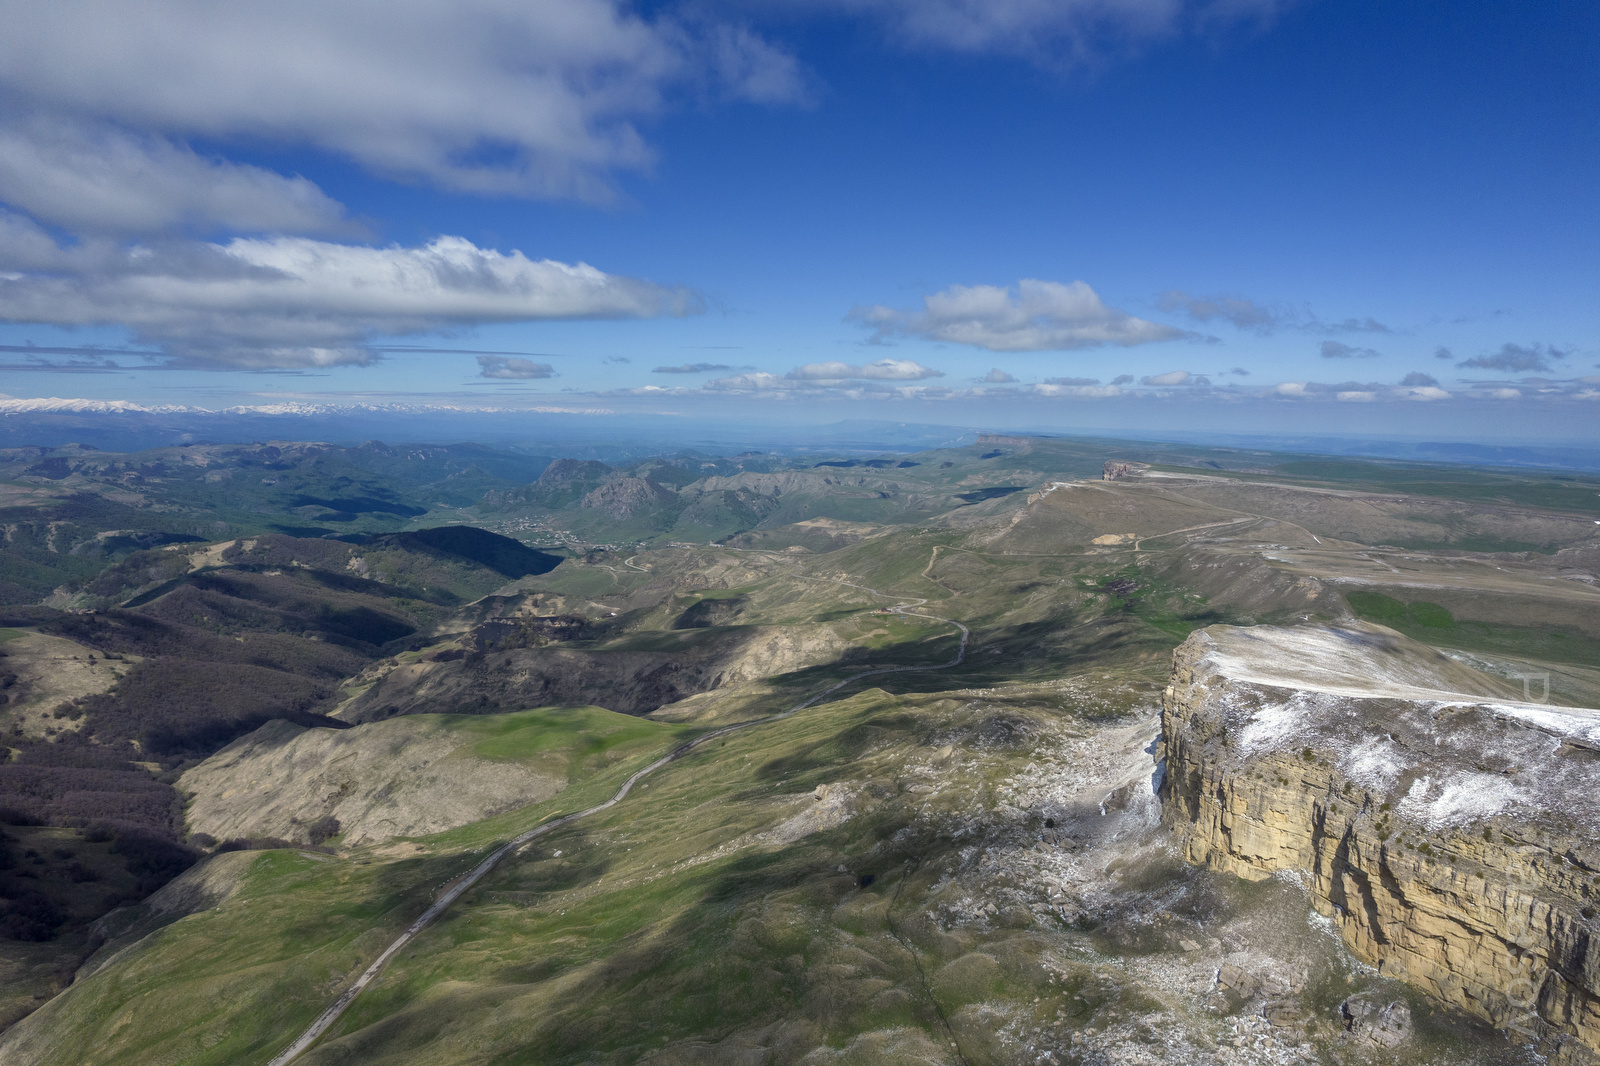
0;119;350;236
852;279;1182;352
1141;369;1192;386
0;0;804;206
0;210;74;272
1275;379;1438;402
786;358;942;380
1253;377;1600;403
478;356;554;379
1032;382;1124;397
704;371;786;392
703;363;950;397
982;368;1016;383
0;228;697;368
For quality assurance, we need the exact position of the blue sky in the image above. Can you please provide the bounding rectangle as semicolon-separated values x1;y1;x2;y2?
0;0;1596;439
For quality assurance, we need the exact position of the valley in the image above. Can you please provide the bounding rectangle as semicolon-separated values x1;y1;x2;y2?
0;434;1597;1064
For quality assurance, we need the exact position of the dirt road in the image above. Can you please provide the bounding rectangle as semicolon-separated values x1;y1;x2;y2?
267;588;967;1065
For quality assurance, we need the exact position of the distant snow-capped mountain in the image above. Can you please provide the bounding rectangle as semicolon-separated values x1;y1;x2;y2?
0;396;205;414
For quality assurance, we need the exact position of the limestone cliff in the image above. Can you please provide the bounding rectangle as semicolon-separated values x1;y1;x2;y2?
1160;621;1600;1062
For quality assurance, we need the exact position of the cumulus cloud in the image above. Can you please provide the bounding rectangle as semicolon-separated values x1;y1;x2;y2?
1435;346;1454;360
982;368;1016;383
0;1;804;206
1321;340;1381;359
1457;343;1567;374
654;362;734;373
1141;370;1193;386
1160;290;1390;337
1400;371;1438;387
853;279;1182;352
1042;376;1099;386
1274;380;1379;398
478;356;554;379
786;358;942;380
0;226;699;368
1229;367;1250;376
1270;379;1448;402
1111;374;1135;385
703;371;784;392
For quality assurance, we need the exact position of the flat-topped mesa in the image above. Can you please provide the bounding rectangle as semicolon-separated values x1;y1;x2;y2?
1102;459;1150;481
1159;621;1600;1063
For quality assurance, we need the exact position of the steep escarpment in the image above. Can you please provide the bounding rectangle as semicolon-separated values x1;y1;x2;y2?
1161;621;1600;1062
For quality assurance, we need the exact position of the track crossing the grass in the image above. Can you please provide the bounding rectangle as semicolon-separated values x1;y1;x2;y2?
268;583;966;1065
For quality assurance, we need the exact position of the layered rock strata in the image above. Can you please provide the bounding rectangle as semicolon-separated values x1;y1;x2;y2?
1160;621;1600;1061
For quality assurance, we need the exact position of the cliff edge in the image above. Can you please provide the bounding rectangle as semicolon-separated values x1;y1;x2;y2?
1161;621;1600;1063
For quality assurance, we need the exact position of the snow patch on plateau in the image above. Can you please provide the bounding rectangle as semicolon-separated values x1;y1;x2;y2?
1399;773;1526;828
1236;691;1318;754
1486;702;1600;744
1342;736;1409;790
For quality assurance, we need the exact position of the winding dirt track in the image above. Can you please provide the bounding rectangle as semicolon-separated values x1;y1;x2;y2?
267;589;968;1065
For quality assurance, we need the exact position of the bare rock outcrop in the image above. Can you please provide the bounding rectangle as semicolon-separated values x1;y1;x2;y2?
580;476;676;519
1160;621;1600;1061
1340;993;1413;1047
1102;460;1150;481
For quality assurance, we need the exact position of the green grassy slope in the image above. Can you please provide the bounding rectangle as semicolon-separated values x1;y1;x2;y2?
5;707;697;1065
9;681;1153;1066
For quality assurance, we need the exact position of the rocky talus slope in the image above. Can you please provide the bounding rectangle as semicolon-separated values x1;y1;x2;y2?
1161;621;1600;1063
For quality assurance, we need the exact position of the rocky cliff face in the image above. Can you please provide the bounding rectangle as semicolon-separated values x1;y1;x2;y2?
1160;621;1600;1064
